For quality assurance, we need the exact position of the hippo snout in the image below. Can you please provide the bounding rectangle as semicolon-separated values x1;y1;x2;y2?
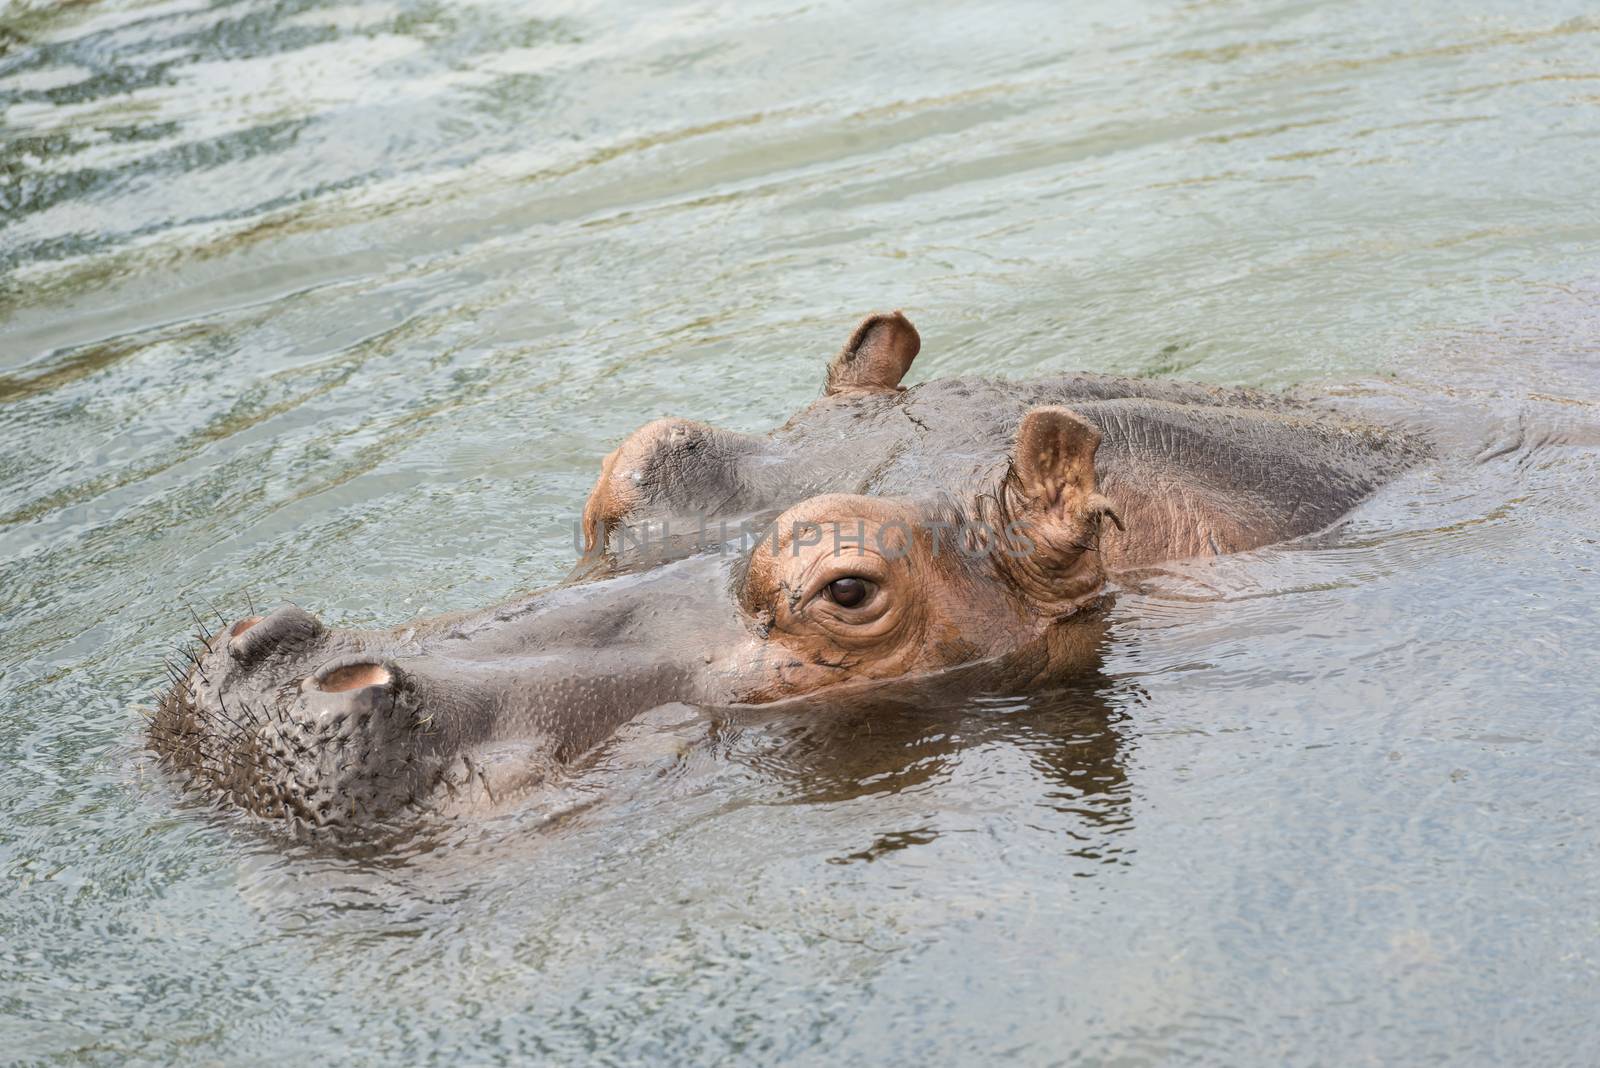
146;605;451;830
151;552;752;831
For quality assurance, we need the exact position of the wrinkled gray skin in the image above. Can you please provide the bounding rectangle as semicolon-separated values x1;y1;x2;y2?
149;314;1424;833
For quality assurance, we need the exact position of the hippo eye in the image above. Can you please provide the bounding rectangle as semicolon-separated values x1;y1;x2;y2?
825;577;874;609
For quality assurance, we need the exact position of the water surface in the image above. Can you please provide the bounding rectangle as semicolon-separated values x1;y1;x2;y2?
3;0;1599;1062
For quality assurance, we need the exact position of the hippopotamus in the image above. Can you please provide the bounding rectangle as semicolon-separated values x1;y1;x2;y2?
148;312;1423;832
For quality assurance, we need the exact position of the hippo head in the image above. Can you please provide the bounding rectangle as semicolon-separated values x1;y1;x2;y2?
149;314;1125;832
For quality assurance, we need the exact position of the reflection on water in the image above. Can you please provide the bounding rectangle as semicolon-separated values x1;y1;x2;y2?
3;0;1600;1062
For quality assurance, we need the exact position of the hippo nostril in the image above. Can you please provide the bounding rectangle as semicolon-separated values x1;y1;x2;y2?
229;604;326;664
316;662;391;693
290;656;407;736
307;654;402;696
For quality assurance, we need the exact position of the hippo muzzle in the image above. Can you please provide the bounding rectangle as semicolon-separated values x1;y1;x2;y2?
152;556;740;831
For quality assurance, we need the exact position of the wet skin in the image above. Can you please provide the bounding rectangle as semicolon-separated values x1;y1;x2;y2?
149;312;1425;830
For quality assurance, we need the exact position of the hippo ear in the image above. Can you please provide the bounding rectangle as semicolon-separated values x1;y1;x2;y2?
823;311;920;396
580;417;770;559
1006;406;1124;534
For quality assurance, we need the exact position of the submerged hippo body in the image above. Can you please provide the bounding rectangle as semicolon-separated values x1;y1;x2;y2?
150;313;1423;830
